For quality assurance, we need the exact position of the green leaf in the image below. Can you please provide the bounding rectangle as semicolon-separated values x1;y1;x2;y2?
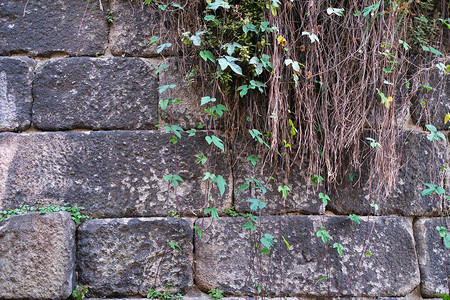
172;2;184;10
210;104;228;117
282;236;291;250
420;84;434;91
362;2;380;17
204;15;215;21
190;31;205;46
246;156;259;166
243;221;256;232
237;85;253;97
156;43;172;54
168;241;181;250
349;214;361;224
242;23;258;35
147;36;160;46
195;153;207;165
237;182;250;194
421;45;443;56
158;84;176;94
205;207;219;220
193;225;202;238
278;185;290;199
200;50;216;63
208;0;230;10
218;56;242;75
201;96;217;106
310;174;324;186
260;233;275;249
213;175;227;197
205;135;225;152
246;198;266;211
315;276;328;284
319;193;330;207
399;39;410;51
333;243;345;256
316;226;331;244
156;64;168;75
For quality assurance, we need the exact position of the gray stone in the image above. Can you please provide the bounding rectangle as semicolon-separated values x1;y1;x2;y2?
109;0;172;57
0;130;231;218
159;58;206;129
0;0;108;56
0;211;75;299
0;57;34;132
194;216;419;297
414;217;450;297
411;69;450;131
329;131;447;216
77;217;194;297
32;57;158;130
234;146;323;215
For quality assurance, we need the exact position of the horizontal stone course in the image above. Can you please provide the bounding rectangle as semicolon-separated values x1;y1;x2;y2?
194;215;419;297
0;57;34;132
0;211;76;300
77;217;194;298
329;131;447;216
0;0;108;56
414;217;450;297
32;57;158;131
0;130;231;217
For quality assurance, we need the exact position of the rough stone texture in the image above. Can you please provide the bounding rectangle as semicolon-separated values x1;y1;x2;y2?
33;57;158;130
109;0;172;57
329;131;447;216
159;58;206;128
0;211;76;300
0;57;34;132
0;0;108;56
414;217;450;297
234;146;323;215
77;217;193;297
411;68;450;130
195;216;419;297
0;131;231;217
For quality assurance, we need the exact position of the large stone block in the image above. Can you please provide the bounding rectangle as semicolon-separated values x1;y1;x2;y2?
411;68;450;131
0;131;231;218
414;217;450;297
0;0;108;56
77;217;194;297
234;148;323;214
0;57;34;132
329;131;447;216
159;58;206;129
109;0;172;57
33;57;158;130
194;216;419;297
0;211;76;299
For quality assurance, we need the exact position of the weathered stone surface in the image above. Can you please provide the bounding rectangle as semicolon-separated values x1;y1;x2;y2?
414;217;450;297
195;216;419;297
0;131;231;217
0;211;75;299
33;57;158;130
109;0;172;57
329;131;446;216
0;0;108;56
411;69;450;130
77;217;193;297
0;57;34;132
234;148;323;214
159;58;206;128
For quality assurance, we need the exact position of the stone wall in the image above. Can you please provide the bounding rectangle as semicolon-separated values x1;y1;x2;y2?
0;1;449;300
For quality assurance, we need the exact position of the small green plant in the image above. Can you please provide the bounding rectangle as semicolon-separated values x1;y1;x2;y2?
208;288;223;300
72;285;89;300
106;9;114;23
0;201;89;224
147;288;183;300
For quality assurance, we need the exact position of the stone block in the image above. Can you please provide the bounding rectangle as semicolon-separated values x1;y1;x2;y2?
414;217;450;297
33;57;158;130
0;0;108;56
194;215;419;297
77;217;194;297
0;211;75;299
234;147;323;214
159;58;206;129
329;131;447;216
109;0;172;57
0;130;231;218
0;57;34;132
411;69;450;131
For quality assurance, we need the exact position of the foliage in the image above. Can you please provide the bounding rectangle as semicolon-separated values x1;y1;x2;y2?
208;288;223;300
0;201;89;224
147;288;183;299
72;285;89;300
